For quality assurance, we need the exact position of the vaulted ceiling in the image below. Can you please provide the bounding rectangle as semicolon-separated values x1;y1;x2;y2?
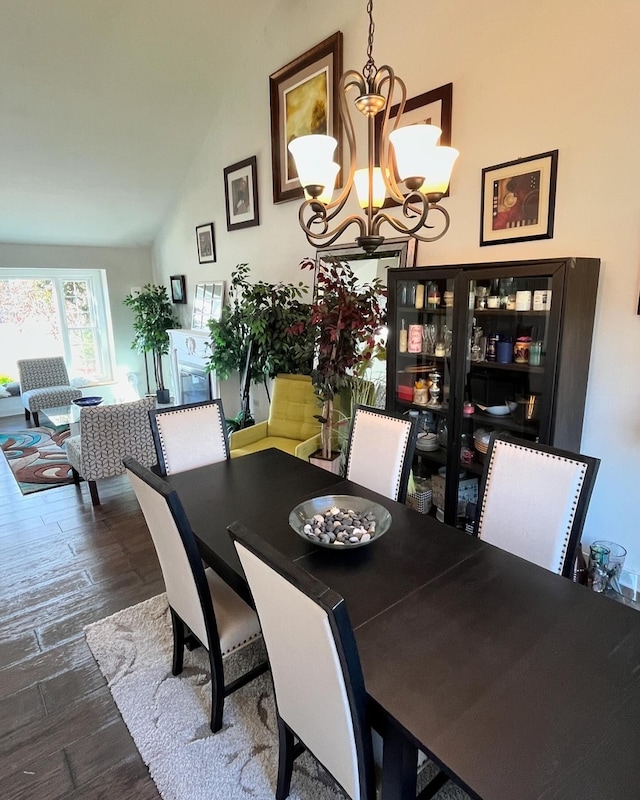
0;1;272;247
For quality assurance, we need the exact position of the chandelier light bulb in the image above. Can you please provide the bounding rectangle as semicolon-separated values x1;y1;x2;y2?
388;124;443;186
354;167;386;210
288;135;337;195
418;146;460;198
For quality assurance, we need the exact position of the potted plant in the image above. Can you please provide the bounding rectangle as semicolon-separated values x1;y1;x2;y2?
206;264;315;429
124;284;181;403
291;257;386;469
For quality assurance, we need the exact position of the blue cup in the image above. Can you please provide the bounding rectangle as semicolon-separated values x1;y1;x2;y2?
496;340;512;364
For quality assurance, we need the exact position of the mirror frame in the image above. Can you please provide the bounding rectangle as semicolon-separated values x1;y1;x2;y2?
315;236;417;278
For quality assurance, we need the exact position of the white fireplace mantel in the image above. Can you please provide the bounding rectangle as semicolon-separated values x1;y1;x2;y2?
167;329;218;405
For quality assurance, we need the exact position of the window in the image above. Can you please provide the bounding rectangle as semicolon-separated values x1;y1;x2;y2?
0;268;115;385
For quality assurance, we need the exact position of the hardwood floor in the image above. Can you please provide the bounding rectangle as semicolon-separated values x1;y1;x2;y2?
0;414;164;799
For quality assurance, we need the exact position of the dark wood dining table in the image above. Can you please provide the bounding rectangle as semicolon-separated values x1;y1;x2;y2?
167;448;640;800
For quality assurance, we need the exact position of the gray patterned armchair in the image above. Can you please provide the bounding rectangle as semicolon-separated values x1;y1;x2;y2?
17;356;82;427
65;396;157;505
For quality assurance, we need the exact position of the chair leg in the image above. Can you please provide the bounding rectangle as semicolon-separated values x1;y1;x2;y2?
208;646;226;733
32;411;39;427
276;715;297;800
170;607;185;676
71;467;81;485
25;409;30;422
88;480;100;506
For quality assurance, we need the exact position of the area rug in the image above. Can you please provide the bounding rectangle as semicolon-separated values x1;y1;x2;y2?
0;426;73;494
85;594;469;800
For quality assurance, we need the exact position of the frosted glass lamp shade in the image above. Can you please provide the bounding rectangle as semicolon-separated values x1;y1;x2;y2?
354;167;386;209
288;135;337;192
389;124;442;182
419;147;459;196
304;162;340;205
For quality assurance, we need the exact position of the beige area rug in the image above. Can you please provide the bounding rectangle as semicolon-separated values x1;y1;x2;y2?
84;594;469;800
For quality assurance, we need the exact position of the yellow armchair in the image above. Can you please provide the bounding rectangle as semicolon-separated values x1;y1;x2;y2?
230;374;321;460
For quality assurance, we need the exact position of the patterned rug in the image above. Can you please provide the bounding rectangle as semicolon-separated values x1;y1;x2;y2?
85;594;469;800
0;426;73;494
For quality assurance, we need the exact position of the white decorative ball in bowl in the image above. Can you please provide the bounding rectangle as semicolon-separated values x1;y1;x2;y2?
289;495;391;549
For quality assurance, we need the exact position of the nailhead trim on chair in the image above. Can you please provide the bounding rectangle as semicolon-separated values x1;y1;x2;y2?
478;440;588;574
155;404;228;474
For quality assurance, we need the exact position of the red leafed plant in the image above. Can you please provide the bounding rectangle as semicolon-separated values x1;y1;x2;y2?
292;257;386;459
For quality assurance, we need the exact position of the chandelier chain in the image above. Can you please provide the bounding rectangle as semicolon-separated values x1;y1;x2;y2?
362;0;377;86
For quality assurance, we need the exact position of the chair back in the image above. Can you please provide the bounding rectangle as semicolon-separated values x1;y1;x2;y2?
476;433;600;576
149;400;229;475
17;356;71;391
345;406;418;502
124;458;217;650
78;396;156;477
267;374;320;441
230;522;375;800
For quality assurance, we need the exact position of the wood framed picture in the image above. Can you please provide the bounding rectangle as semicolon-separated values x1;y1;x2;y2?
269;32;343;204
191;281;225;331
223;156;260;231
480;150;558;246
195;222;216;263
374;82;453;208
170;275;186;304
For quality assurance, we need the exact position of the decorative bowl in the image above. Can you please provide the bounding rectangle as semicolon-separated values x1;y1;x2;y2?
73;396;103;406
480;401;517;416
289;495;391;549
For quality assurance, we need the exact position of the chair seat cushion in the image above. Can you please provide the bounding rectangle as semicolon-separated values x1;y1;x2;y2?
205;567;261;656
22;386;82;412
231;436;300;458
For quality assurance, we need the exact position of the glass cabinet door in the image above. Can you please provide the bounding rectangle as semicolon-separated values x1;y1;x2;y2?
456;270;556;511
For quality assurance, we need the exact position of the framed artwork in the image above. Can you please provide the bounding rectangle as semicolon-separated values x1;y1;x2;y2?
223;156;260;231
191;281;225;331
195;222;216;263
170;274;186;304
374;82;453;208
480;150;558;246
269;32;343;204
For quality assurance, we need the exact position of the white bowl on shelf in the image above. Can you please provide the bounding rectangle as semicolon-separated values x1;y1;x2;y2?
478;401;517;416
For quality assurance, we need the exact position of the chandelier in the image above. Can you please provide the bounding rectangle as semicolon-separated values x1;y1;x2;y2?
288;0;458;255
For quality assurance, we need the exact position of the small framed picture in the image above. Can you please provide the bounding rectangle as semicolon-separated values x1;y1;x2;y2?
170;275;186;304
269;32;343;204
480;150;558;246
192;281;225;331
195;222;216;263
224;156;260;231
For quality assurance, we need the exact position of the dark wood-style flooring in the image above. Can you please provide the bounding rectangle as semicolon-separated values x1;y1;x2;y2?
0;414;164;799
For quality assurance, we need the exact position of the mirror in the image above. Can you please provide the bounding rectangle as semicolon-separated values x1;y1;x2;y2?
315;236;417;286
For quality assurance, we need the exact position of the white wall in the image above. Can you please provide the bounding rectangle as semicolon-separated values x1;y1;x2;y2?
152;0;640;572
0;242;153;390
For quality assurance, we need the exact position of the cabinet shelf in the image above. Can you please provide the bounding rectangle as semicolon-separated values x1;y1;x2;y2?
469;360;544;374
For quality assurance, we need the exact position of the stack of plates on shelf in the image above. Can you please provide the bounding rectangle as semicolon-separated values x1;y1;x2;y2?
474;428;491;458
416;432;439;452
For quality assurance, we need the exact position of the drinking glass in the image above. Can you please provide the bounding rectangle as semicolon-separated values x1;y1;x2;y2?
592;540;627;595
588;543;610;592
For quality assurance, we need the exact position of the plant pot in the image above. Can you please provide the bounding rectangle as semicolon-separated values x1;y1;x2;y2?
156;388;170;404
309;449;341;475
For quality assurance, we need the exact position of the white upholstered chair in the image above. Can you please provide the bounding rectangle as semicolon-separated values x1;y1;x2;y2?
17;356;82;427
125;458;267;733
149;399;229;476
475;433;600;577
345;406;418;503
66;396;157;505
230;522;445;800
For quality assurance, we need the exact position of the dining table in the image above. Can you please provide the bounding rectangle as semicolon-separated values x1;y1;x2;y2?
166;448;640;800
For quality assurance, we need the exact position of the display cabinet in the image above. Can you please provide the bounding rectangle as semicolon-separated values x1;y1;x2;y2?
386;257;600;527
